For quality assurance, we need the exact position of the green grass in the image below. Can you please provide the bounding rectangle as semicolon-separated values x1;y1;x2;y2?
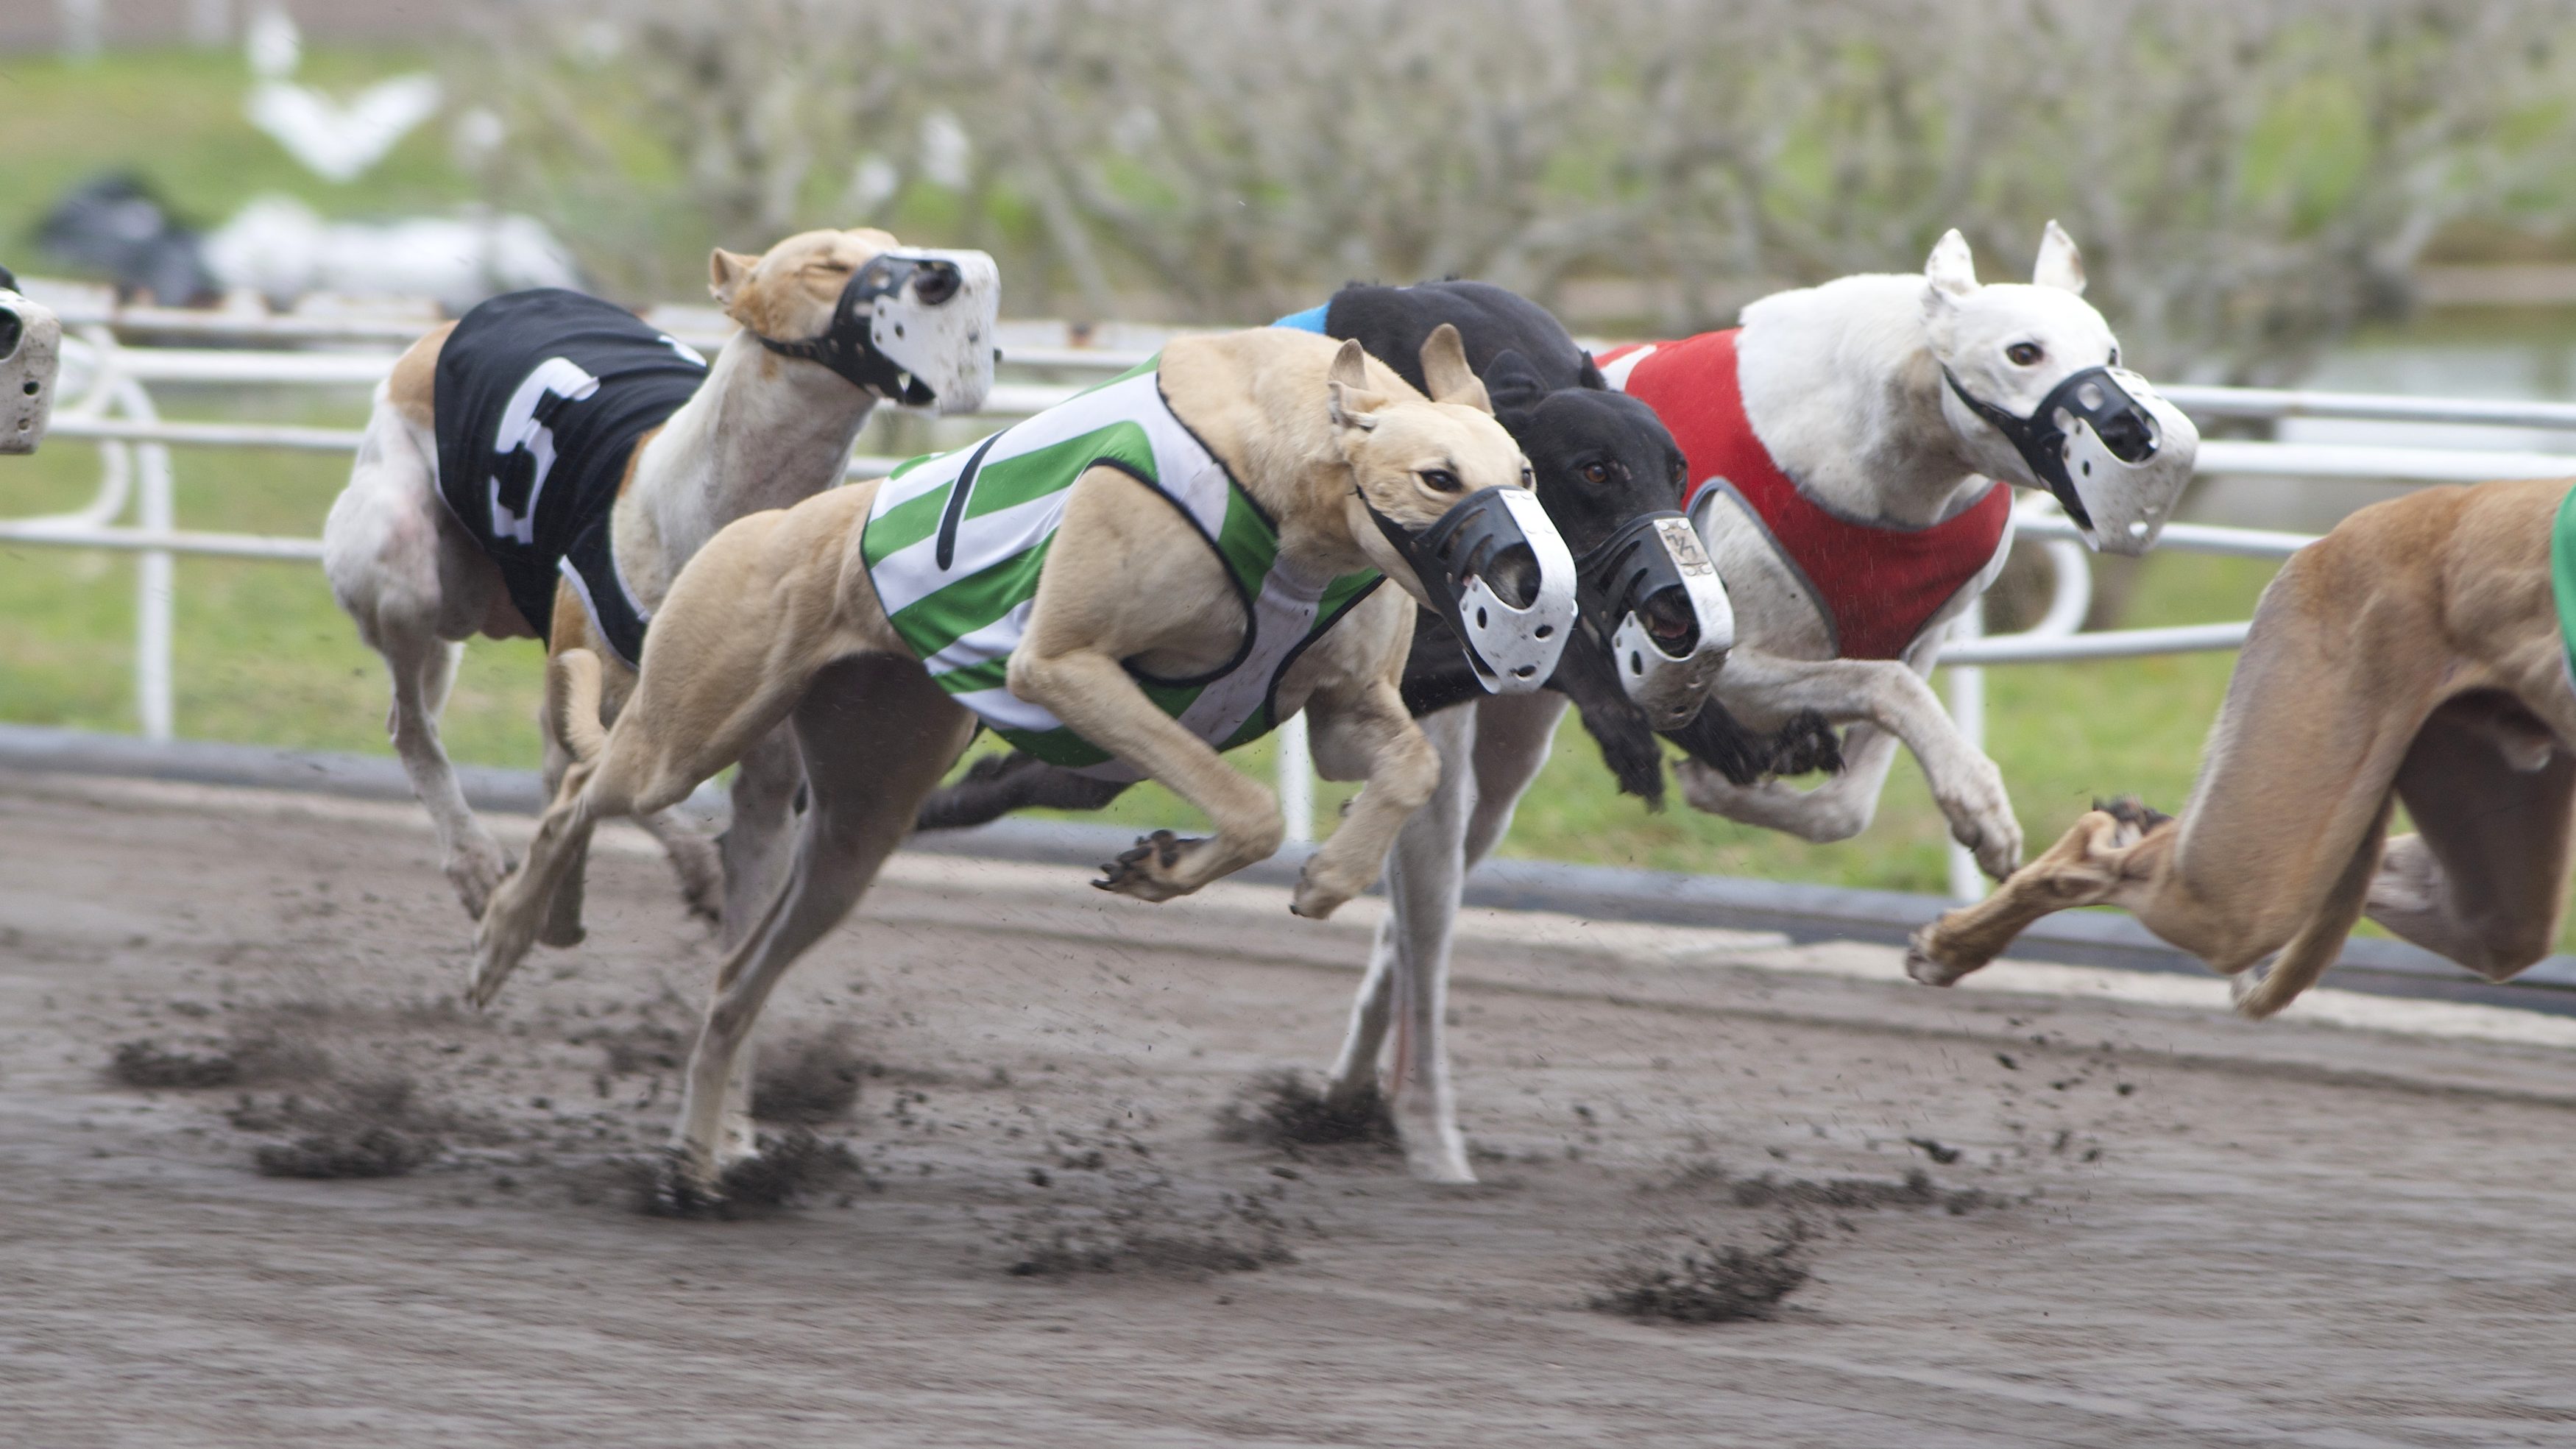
0;48;481;262
0;394;2267;897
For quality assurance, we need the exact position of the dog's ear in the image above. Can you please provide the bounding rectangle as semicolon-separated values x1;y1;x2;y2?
1326;337;1384;433
1576;350;1609;392
1418;324;1492;414
2032;219;2087;295
1924;228;1978;314
708;248;760;310
1482;349;1551;417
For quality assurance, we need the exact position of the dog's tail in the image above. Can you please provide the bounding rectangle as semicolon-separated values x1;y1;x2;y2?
548;648;609;764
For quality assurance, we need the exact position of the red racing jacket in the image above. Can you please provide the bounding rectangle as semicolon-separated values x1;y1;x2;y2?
1598;328;2010;661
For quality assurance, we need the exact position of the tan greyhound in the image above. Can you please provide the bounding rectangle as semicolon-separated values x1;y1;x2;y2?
1907;478;2576;1016
323;229;997;941
468;325;1563;1194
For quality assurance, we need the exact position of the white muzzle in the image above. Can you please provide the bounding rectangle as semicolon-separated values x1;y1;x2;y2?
0;285;61;454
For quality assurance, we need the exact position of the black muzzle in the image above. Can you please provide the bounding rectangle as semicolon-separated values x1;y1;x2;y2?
757;255;967;407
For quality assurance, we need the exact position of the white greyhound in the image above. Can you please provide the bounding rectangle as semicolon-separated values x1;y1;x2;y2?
322;230;997;936
1328;225;2201;1180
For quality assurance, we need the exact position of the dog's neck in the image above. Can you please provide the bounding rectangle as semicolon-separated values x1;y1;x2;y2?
621;332;879;572
1734;274;1993;528
1158;334;1387;581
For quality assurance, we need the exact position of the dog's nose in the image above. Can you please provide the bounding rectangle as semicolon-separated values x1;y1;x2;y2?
1635;584;1699;655
913;266;962;305
2097;407;2156;462
1478;542;1540;609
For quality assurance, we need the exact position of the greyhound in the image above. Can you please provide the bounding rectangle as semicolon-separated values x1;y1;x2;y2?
1908;478;2576;1017
1328;227;2199;1180
467;325;1581;1194
322;230;997;938
1;264;60;454
910;280;1750;1181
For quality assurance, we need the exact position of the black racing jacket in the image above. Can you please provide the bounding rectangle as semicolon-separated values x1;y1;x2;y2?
432;288;709;665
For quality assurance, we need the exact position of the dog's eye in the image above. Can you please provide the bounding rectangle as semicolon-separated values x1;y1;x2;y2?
1420;469;1462;493
1670;458;1688;487
1519;467;1535;488
2006;341;2044;366
1581;461;1610;486
2107;344;2121;367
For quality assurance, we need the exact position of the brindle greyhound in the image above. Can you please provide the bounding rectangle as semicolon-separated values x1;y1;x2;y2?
323;230;994;941
1909;478;2576;1017
469;325;1562;1194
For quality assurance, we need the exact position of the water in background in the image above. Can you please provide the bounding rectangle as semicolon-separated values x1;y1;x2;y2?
2187;310;2576;533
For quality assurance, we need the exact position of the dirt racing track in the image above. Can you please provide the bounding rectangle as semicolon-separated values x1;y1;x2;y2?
4;768;2576;1446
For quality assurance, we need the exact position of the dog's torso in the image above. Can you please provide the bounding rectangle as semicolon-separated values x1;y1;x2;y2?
1601;327;2011;663
860;358;1384;779
431;288;710;665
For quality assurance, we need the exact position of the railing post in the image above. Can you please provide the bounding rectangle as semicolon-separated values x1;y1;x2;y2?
116;366;177;743
1945;595;1986;902
1276;709;1314;847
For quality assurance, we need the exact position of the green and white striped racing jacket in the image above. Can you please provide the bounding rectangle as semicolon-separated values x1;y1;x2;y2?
860;359;1384;780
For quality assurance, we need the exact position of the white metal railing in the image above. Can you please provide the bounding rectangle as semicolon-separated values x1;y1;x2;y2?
10;296;2575;868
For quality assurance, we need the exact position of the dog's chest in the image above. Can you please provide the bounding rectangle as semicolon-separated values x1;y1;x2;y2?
1603;328;2011;662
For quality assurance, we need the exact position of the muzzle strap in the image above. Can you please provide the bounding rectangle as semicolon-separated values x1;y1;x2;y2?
757;255;962;406
1942;364;2159;532
1363;486;1577;694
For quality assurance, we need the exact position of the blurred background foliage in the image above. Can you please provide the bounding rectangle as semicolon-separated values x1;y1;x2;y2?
7;0;2576;910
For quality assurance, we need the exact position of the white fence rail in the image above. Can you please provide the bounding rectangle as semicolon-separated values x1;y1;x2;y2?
9;297;2574;874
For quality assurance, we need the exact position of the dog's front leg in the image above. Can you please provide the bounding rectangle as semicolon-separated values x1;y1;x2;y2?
1326;703;1476;1180
1296;676;1443;920
1679;722;1902;840
1694;648;2021;879
1008;648;1285;901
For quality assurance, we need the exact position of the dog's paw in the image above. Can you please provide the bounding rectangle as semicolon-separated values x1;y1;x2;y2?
445;843;512;921
1092;829;1198;902
1938;761;2023;880
1903;924;1974;986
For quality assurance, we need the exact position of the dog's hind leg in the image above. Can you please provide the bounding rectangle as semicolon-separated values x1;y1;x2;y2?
715;725;804;947
670;656;977;1193
325;399;511;918
2366;695;2576;980
1327;702;1479;1180
470;498;877;1007
1914;527;2449;1002
913;748;1134;831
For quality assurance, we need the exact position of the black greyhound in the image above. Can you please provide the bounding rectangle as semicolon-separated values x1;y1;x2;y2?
916;280;1836;832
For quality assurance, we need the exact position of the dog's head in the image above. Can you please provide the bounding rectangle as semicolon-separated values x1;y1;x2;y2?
1922;222;2198;554
1334;326;1581;692
1332;326;1526;583
710;229;999;412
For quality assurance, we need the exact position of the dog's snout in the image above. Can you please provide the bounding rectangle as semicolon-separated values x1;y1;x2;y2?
912;266;962;306
2098;407;2156;463
1636;585;1699;654
1479;542;1541;609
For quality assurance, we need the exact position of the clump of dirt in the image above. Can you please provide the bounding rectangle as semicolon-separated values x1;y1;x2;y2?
628;1129;867;1219
573;1018;690;1076
751;1026;866;1125
1214;1070;1395;1151
1655;1159;2000;1216
1590;1223;1812;1323
230;1074;447;1180
110;1040;246;1090
1003;1172;1297;1278
108;1014;332;1091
